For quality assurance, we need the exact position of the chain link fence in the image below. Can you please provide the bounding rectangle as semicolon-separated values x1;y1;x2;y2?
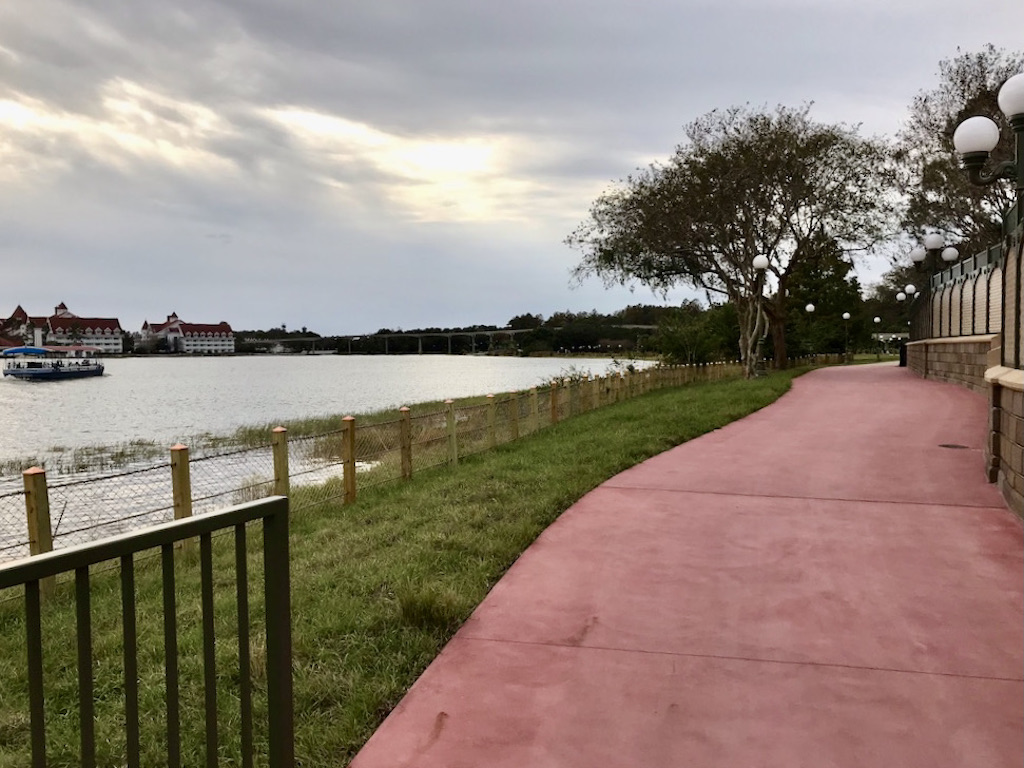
1;363;758;565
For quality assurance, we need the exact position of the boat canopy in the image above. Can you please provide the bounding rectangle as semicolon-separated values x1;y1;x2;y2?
2;345;102;356
44;345;103;353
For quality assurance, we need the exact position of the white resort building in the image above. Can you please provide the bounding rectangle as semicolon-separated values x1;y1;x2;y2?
141;313;235;354
0;303;124;353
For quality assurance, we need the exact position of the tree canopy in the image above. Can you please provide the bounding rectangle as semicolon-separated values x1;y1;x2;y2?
567;104;898;376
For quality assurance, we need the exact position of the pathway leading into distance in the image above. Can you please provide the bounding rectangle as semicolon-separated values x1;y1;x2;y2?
350;363;1023;768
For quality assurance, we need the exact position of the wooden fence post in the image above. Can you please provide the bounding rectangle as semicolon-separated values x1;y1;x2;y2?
446;400;458;466
170;444;193;551
272;427;290;497
170;444;192;522
22;468;55;594
487;394;497;449
550;381;559;424
509;393;520;441
399;407;413;480
342;416;357;503
530;388;539;433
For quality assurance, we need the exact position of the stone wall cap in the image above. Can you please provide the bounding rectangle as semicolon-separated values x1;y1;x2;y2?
985;366;1024;391
906;334;1000;347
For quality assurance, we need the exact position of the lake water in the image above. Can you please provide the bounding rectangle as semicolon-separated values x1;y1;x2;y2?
0;355;638;464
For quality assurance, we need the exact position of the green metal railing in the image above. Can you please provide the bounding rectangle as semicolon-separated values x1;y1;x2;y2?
0;497;294;768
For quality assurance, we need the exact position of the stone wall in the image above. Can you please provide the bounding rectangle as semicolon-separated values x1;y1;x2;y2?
907;334;1022;517
905;335;999;395
987;367;1024;517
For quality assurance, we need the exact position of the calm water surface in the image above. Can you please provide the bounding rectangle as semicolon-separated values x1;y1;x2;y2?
0;355;637;462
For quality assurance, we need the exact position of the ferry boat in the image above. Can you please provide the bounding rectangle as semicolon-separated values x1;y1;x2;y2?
2;346;105;380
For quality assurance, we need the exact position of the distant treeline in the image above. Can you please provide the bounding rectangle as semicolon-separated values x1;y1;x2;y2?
236;295;895;361
236;305;683;356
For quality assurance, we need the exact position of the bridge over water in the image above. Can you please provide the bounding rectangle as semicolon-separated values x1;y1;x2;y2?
247;325;657;355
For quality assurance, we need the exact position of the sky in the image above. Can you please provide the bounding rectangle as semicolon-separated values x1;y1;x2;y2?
1;1;1022;336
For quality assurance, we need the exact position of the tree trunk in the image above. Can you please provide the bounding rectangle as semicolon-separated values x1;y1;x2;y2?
736;298;755;379
766;295;788;370
738;294;765;379
770;320;788;370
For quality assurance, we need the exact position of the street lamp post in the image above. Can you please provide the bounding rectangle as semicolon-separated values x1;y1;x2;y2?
752;254;770;376
842;311;851;363
803;303;816;361
895;286;917;366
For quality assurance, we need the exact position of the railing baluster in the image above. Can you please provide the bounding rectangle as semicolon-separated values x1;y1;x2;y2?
26;579;47;768
121;554;140;767
200;532;218;768
264;501;294;768
162;543;181;768
235;524;254;768
76;567;96;768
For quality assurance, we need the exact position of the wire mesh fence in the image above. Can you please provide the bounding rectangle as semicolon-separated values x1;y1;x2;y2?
408;407;451;474
46;464;175;550
0;362;765;565
353;418;403;490
0;490;29;561
190;443;276;515
280;429;346;511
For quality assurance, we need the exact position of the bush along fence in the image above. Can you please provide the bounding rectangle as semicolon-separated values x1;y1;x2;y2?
0;358;858;566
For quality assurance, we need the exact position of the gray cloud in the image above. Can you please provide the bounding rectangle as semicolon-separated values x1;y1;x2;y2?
1;0;1022;334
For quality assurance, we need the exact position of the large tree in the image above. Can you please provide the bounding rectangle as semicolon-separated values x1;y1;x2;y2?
567;105;898;377
898;45;1023;259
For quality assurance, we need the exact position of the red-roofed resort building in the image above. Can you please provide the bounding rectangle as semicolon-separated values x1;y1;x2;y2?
1;303;124;353
140;313;235;354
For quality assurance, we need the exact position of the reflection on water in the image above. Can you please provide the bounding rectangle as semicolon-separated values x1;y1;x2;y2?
0;355;638;465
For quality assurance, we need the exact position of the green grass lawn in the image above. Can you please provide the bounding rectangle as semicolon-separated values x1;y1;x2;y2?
0;367;809;767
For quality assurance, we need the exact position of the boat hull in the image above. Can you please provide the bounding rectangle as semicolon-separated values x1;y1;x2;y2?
3;365;104;380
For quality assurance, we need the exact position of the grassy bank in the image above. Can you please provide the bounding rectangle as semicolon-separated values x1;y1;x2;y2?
0;368;809;766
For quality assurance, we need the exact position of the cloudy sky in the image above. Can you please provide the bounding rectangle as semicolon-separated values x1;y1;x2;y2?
1;1;1021;335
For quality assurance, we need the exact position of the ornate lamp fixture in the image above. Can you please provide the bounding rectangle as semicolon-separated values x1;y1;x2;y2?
909;233;959;271
952;72;1024;192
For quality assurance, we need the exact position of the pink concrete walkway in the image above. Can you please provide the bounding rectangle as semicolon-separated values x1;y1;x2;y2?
350;364;1023;768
